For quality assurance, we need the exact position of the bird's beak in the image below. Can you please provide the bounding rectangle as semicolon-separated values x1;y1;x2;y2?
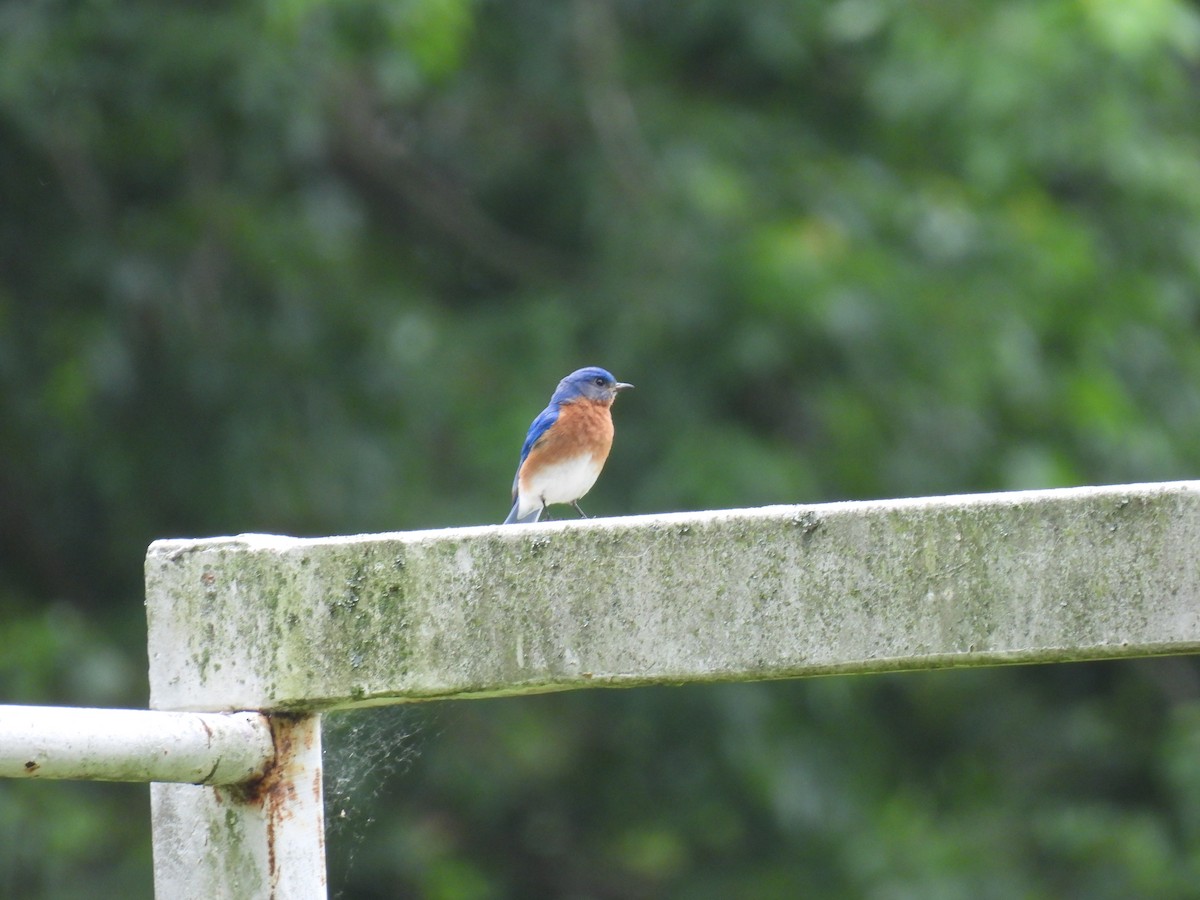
614;382;634;392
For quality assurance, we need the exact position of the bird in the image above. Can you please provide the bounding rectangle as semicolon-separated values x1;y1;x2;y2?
504;367;634;524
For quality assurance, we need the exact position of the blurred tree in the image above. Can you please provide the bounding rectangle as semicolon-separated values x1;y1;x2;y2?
3;0;1200;896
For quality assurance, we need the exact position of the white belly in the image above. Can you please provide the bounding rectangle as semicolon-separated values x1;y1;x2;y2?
519;454;603;515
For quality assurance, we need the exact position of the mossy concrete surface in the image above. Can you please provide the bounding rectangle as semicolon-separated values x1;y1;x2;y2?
146;481;1200;712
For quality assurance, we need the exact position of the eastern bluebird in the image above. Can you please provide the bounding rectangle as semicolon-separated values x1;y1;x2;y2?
504;367;634;524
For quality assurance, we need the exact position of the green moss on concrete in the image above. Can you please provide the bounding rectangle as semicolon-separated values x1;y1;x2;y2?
147;483;1200;712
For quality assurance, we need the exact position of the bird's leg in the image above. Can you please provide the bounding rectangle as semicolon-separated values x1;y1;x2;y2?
572;501;589;518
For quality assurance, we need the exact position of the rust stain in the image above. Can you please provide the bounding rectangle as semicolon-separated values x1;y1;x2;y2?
211;712;324;894
229;713;319;891
314;769;327;856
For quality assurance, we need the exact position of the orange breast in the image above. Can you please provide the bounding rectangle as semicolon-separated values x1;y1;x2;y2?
526;398;614;468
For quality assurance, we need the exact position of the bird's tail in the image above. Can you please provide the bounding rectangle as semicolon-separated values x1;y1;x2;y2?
504;499;542;525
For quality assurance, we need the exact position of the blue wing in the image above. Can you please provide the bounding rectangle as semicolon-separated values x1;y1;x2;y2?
511;403;560;497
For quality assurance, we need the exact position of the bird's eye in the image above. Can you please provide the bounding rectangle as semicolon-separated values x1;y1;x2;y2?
593;376;607;386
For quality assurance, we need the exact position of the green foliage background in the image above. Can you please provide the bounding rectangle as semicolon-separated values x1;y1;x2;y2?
4;0;1200;896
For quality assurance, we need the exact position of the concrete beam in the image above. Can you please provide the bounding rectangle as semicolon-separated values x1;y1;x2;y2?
146;481;1200;713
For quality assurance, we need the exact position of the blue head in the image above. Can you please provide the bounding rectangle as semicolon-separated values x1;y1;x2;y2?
551;367;634;405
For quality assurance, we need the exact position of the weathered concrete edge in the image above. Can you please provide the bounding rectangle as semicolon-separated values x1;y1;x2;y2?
145;480;1190;551
146;481;1200;712
317;642;1200;707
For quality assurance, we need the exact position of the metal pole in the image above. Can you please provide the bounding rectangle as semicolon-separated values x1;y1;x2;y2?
0;705;273;785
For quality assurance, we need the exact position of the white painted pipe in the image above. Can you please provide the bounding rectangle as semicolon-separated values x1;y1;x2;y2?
0;705;273;785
